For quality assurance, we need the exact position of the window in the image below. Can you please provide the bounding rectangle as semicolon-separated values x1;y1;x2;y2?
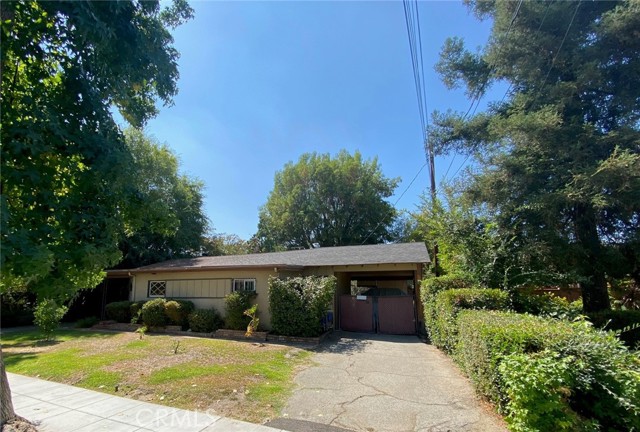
148;280;167;297
233;279;256;293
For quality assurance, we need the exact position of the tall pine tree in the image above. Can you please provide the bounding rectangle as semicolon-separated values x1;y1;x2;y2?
432;0;640;311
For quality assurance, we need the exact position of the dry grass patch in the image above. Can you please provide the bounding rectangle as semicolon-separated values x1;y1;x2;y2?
2;329;311;423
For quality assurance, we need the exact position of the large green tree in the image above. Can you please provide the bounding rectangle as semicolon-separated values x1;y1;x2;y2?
0;1;193;425
117;129;210;268
256;151;399;250
432;0;640;312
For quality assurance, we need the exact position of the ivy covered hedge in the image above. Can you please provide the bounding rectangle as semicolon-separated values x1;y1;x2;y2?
269;276;335;337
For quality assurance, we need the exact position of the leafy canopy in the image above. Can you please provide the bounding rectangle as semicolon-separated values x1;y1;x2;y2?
256;151;399;251
117;129;210;268
1;0;194;300
430;0;640;311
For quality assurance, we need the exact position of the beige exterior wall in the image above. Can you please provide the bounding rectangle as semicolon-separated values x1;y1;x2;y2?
132;263;422;332
133;269;280;329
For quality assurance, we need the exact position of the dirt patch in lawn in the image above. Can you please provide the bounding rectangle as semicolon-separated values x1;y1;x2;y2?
2;330;311;424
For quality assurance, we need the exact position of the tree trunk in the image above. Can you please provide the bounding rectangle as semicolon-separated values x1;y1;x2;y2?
1;346;16;426
575;204;611;312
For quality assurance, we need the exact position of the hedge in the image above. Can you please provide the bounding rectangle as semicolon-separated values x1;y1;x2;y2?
511;291;582;320
269;276;335;337
420;274;477;344
224;292;253;330
105;301;134;323
164;299;195;328
587;309;640;348
456;310;640;431
421;274;475;300
429;288;510;352
188;308;224;333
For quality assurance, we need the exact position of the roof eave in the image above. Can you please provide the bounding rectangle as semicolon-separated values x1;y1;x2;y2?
130;264;305;274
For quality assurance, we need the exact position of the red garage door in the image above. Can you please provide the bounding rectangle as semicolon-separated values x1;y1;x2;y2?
378;296;416;335
339;295;374;332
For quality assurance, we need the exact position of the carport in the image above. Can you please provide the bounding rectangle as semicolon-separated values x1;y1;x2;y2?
335;268;424;335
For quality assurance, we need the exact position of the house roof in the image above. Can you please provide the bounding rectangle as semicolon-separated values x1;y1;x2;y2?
131;242;430;273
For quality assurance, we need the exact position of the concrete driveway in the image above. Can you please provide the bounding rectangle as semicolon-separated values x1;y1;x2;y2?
276;333;506;432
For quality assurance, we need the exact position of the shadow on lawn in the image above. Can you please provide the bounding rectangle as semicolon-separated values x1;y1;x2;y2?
3;352;38;368
1;329;114;349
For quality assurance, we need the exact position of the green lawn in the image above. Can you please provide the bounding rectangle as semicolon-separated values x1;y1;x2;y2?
1;329;311;423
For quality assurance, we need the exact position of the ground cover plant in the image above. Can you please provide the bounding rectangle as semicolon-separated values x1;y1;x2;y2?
1;329;311;423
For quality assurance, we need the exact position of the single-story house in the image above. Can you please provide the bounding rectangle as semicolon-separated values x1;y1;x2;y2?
115;242;430;335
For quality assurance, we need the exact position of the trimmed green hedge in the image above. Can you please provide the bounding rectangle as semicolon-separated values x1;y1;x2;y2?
430;288;510;352
421;274;475;299
511;291;582;320
269;276;335;337
588;309;640;348
105;301;134;323
420;274;477;345
457;310;640;431
188;308;224;333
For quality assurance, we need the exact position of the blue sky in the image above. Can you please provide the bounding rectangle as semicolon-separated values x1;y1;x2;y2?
145;1;499;240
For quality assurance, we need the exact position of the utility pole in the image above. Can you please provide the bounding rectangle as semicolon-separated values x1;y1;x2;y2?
426;136;439;276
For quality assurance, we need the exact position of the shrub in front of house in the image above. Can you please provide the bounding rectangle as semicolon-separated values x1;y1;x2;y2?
34;299;68;341
456;310;640;431
269;275;336;337
224;292;253;330
587;309;640;348
141;298;167;327
165;299;195;328
130;301;147;324
188;308;224;333
105;300;134;323
429;288;510;352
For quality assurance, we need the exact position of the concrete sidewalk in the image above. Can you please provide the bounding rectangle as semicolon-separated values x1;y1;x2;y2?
7;373;283;432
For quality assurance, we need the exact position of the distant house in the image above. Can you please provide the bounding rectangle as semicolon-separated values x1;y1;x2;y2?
117;242;430;334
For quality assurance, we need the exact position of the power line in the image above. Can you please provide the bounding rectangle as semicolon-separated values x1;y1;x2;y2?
450;153;472;180
441;0;525;186
499;0;552;104
461;0;524;121
360;162;428;245
538;1;581;94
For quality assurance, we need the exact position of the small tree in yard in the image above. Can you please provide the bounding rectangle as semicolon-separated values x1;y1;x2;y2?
33;299;68;341
269;276;336;337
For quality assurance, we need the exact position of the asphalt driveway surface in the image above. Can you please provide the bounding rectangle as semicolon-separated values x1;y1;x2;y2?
278;332;506;432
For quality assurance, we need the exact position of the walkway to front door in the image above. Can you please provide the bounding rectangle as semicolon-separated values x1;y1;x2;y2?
278;332;506;432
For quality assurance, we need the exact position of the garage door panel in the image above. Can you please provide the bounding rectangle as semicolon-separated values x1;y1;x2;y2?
339;295;374;333
378;296;415;335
